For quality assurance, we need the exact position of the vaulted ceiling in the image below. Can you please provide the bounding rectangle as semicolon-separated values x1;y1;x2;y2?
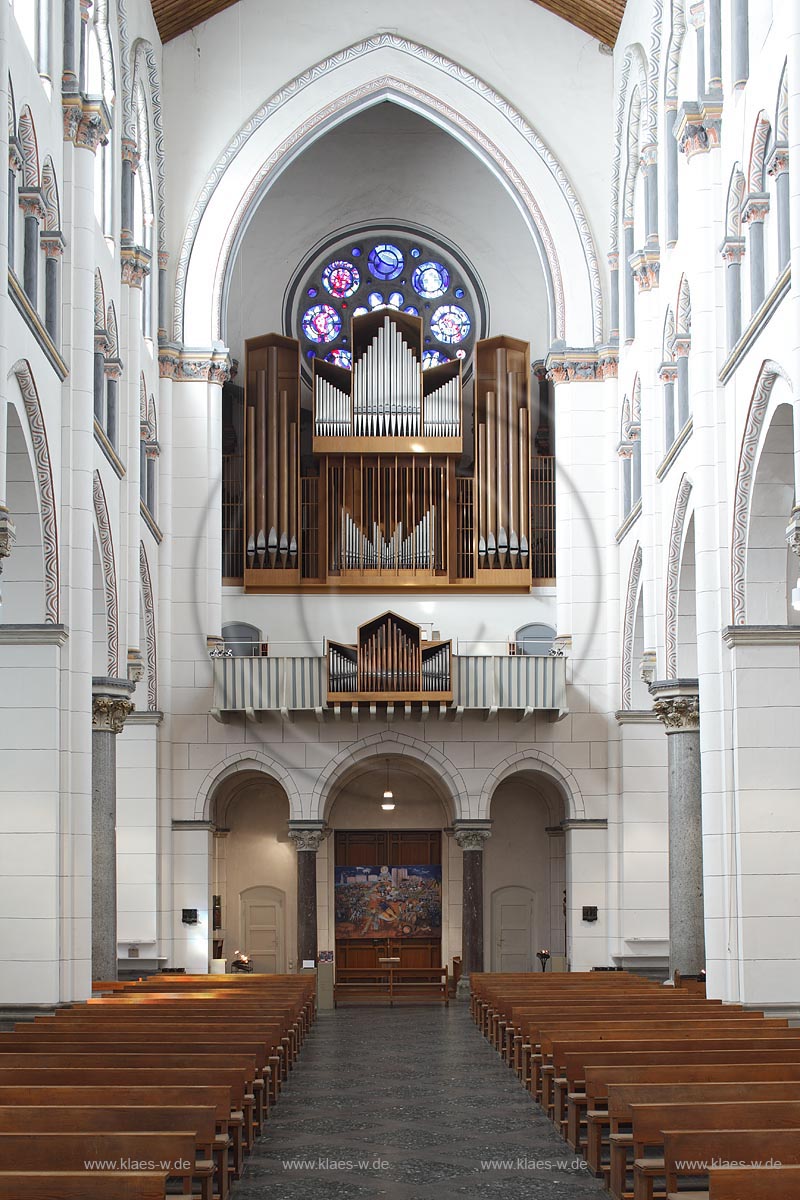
151;0;624;47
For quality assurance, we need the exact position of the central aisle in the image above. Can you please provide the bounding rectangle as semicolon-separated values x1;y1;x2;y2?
236;1004;608;1199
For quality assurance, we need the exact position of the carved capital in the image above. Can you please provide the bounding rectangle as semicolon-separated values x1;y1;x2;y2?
720;236;746;266
158;250;169;271
92;693;134;733
672;336;691;360
688;0;705;29
741;193;770;225
650;680;700;732
658;360;678;383
121;137;140;171
767;145;789;179
287;824;328;853
453;823;492;851
127;648;145;684
121;244;152;288
639;649;657;686
675;99;722;159
104;357;123;382
0;506;17;564
607;250;620;272
629;247;661;292
62;95;83;143
546;348;601;384
75;98;112;153
8;138;23;174
18;188;45;222
40;231;65;259
785;510;800;560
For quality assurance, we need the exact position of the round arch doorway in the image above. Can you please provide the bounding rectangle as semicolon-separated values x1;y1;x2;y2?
323;756;457;973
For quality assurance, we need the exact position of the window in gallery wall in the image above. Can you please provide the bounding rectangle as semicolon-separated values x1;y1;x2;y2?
286;225;487;386
513;624;556;656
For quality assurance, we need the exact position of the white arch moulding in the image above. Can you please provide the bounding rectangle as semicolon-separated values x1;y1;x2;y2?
731;359;793;625
174;36;604;350
311;731;467;825
478;748;585;823
9;359;59;623
196;749;304;823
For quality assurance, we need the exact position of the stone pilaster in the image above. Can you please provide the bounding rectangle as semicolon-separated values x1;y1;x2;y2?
453;822;492;998
91;678;135;981
0;507;15;612
650;679;705;979
287;822;328;968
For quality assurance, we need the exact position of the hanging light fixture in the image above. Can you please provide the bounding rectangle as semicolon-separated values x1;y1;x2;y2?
381;759;395;810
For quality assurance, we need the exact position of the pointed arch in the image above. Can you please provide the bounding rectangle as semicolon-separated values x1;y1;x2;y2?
175;36;603;347
621;541;643;709
92;471;119;676
731;360;793;624
139;542;157;710
665;473;693;677
106;303;119;359
92;0;117;107
662;306;676;359
609;41;648;253
94;270;106;333
676;273;691;336
130;38;166;256
725;165;746;238
17;106;39;187
775;60;789;144
623;86;643;223
9;360;60;622
8;74;16;139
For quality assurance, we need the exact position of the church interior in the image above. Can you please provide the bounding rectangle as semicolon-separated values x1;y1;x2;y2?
1;0;800;1195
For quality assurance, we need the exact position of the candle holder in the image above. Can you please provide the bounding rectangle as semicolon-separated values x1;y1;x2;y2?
536;949;551;973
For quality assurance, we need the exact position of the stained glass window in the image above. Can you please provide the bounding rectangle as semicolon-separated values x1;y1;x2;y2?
322;260;360;299
431;304;471;344
421;350;449;370
302;304;341;344
368;243;404;280
291;229;483;377
412;261;450;299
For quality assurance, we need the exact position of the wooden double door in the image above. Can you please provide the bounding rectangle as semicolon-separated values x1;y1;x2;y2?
335;829;441;969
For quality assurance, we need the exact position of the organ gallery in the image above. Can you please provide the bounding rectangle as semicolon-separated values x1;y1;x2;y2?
239;310;554;591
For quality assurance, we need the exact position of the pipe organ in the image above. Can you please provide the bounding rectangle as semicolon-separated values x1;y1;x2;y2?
243;313;548;593
328;612;452;703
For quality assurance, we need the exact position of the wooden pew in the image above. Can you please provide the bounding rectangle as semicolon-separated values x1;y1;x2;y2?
710;1165;800;1199
0;1173;167;1199
0;1133;210;1200
612;1100;800;1200
586;1081;800;1181
663;1130;800;1199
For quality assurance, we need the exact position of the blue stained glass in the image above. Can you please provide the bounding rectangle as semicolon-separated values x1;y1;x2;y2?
307;287;318;297
322;260;360;298
302;303;342;344
352;306;369;318
422;350;449;370
368;292;385;310
430;304;471;345
368;243;404;280
306;349;316;359
326;349;353;368
351;247;362;256
404;305;419;316
410;247;421;258
412;261;450;298
454;287;465;298
388;291;404;309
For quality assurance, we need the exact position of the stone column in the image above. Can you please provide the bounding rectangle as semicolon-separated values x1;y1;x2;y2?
658;361;678;449
673;337;691;432
650;680;705;978
623;222;635;344
767;147;790;272
40;231;64;344
453;822;492;999
287;822;328;968
18;187;43;308
689;1;706;97
742;195;770;313
607;251;619;343
91;678;135;981
720;238;746;349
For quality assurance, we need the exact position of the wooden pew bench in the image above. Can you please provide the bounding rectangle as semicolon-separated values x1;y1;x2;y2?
709;1164;800;1199
612;1099;800;1200
0;1172;168;1199
0;1133;210;1200
663;1130;800;1200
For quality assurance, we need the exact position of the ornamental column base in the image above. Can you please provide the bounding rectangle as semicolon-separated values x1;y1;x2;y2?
650;679;705;979
91;678;135;981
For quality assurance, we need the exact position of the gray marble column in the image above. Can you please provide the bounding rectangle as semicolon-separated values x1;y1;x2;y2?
287;822;328;969
768;151;790;271
743;196;769;313
650;680;705;979
91;678;135;981
454;822;492;999
721;239;746;350
608;251;619;343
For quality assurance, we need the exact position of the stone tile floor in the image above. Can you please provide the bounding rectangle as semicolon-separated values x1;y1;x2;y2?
235;1004;608;1199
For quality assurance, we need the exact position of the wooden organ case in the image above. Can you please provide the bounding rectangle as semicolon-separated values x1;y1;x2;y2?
242;313;548;592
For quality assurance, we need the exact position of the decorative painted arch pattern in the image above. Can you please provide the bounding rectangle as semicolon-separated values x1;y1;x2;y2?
106;304;119;358
212;75;565;348
621;541;643;709
94;270;106;331
92;471;119;676
664;473;693;677
776;61;789;142
623;86;643;222
40;158;60;231
117;1;167;256
18;105;39;187
10;361;60;622
676;274;691;336
610;43;648;252
8;74;15;138
139;542;157;710
731;360;793;625
662;305;676;358
173;34;603;346
93;0;117;107
725;166;746;238
747;111;771;194
664;0;687;102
